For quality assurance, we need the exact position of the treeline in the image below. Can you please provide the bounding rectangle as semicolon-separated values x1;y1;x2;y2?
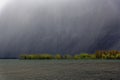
20;50;120;60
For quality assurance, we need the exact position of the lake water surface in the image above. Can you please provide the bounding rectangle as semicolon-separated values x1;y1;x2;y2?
0;60;120;80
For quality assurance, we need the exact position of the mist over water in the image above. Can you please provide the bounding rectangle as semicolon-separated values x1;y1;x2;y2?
0;0;120;58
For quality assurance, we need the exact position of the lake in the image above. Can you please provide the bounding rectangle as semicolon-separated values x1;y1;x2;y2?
0;60;120;80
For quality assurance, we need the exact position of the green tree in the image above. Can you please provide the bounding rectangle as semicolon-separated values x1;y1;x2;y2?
90;54;96;59
55;54;62;59
116;53;120;59
74;54;80;60
64;54;72;59
79;53;90;59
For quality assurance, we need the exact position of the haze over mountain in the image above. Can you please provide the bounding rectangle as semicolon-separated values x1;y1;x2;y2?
0;0;120;58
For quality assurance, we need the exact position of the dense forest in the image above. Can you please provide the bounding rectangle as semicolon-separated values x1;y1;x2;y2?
20;50;120;60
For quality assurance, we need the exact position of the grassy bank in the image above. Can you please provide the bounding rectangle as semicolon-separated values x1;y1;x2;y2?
19;50;120;60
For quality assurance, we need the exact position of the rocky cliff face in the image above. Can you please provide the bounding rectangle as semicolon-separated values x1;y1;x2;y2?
0;0;120;58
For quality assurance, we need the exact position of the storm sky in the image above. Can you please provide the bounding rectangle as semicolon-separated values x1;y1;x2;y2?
0;0;120;58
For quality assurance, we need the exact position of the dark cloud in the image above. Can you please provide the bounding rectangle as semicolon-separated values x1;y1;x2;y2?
0;0;120;58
